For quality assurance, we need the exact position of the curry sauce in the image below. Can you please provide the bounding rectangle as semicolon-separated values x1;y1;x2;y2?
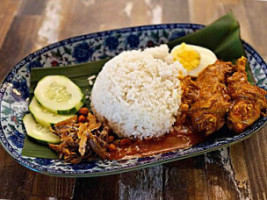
109;131;204;160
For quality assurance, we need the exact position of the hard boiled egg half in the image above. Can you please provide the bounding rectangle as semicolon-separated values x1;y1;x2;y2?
171;43;217;77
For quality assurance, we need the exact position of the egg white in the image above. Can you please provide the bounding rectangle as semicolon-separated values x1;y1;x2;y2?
171;44;217;77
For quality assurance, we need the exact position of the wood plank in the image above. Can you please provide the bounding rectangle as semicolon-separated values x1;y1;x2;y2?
31;174;76;199
59;0;129;39
32;0;63;50
0;147;17;165
0;0;21;48
17;0;46;16
243;129;267;200
188;0;221;24
0;164;75;199
163;156;208;200
58;0;181;40
162;0;190;23
243;1;267;59
0;164;32;199
230;143;252;199
163;148;252;200
118;166;163;200
73;175;119;200
0;16;42;81
204;148;251;200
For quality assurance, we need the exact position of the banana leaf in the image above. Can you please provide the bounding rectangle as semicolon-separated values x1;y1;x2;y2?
22;136;58;159
22;13;252;159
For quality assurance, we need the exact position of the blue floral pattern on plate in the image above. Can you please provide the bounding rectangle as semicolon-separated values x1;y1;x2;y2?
0;24;266;177
72;42;94;63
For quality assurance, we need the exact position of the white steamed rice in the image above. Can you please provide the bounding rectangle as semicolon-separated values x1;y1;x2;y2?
90;45;186;139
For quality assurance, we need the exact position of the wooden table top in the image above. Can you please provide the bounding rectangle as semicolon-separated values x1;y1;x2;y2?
0;0;266;199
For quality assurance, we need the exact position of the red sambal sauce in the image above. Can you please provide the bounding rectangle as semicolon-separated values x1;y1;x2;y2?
108;129;204;160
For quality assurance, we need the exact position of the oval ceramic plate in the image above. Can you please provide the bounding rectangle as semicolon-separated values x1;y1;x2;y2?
0;24;266;177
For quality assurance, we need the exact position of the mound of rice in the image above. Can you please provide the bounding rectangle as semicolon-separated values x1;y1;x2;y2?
90;45;186;139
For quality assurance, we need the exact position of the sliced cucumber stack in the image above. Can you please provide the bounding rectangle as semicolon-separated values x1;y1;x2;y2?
29;97;75;127
23;114;60;144
34;75;84;114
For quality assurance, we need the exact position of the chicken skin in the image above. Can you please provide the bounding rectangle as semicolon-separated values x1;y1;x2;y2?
226;57;267;133
188;60;234;136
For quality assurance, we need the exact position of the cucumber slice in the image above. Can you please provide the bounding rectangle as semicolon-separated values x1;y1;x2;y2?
23;114;60;144
34;75;84;114
29;97;74;127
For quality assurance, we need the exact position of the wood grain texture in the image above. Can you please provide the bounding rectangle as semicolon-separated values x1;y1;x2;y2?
0;15;41;80
118;165;164;200
0;163;76;199
0;0;21;48
73;175;120;200
243;129;267;200
0;0;266;199
17;0;46;16
163;156;207;200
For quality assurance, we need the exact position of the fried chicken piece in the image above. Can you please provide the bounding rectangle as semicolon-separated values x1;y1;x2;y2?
181;76;199;106
226;57;267;133
176;77;199;125
188;60;234;136
175;77;199;135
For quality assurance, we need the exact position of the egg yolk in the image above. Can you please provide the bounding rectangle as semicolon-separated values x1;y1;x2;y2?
171;43;200;71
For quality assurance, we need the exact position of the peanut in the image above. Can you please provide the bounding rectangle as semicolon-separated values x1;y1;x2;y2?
120;138;131;146
78;115;87;123
108;143;117;151
108;135;115;143
78;107;89;116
